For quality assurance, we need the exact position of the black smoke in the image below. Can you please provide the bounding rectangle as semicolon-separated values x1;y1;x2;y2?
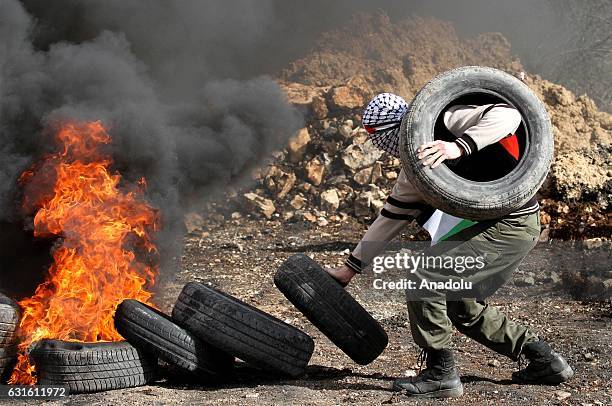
0;0;304;295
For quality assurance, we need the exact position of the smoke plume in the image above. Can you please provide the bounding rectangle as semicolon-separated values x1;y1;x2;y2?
0;0;304;294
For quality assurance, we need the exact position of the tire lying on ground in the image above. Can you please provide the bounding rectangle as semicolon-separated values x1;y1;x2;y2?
0;293;20;383
29;339;156;394
172;282;314;377
115;299;234;376
0;345;17;383
399;65;554;220
0;294;20;347
274;254;388;365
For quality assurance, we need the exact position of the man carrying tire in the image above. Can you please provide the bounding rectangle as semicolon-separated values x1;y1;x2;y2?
325;92;573;398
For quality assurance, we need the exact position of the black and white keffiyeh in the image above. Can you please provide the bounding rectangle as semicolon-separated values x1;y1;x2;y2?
362;93;409;157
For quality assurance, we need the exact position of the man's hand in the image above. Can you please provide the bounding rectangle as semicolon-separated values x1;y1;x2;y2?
417;140;462;168
324;265;356;287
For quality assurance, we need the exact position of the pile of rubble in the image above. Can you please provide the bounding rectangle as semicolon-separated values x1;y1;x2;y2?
244;115;398;226
217;12;611;240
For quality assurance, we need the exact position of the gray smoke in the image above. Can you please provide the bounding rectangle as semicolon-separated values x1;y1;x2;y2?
0;4;303;223
0;0;305;293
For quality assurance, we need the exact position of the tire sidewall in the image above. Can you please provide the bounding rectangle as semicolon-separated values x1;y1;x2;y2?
400;66;553;220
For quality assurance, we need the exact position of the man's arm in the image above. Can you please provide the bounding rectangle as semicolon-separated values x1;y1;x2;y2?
419;103;522;166
346;169;428;273
446;103;522;156
325;168;429;285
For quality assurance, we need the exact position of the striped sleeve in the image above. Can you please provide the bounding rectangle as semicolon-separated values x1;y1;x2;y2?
446;104;522;155
346;169;431;273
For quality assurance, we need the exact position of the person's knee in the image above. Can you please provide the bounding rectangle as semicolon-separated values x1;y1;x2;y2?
446;300;465;322
447;300;484;324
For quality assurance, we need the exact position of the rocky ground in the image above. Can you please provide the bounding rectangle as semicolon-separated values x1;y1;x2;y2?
36;217;610;405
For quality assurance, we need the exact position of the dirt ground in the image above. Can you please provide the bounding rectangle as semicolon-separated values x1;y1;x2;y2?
20;217;607;406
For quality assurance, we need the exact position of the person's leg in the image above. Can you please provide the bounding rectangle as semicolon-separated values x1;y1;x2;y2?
446;298;537;360
443;213;572;383
405;298;453;350
394;220;506;398
444;297;573;384
442;223;540;360
396;212;571;396
396;298;463;398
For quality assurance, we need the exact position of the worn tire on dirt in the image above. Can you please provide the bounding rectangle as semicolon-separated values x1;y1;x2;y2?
399;66;554;220
274;254;388;365
29;339;156;394
115;299;234;376
172;282;314;377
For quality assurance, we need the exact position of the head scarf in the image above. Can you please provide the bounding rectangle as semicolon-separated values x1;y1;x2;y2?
362;93;409;157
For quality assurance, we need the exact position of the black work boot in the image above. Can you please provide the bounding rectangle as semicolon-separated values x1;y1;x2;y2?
512;341;574;385
393;349;463;398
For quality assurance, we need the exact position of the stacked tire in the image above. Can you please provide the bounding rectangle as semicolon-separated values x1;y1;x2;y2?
172;282;314;377
0;293;20;383
23;255;385;393
30;340;156;394
114;299;235;377
114;283;314;382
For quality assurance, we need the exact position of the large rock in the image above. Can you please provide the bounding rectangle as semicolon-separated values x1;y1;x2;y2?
320;188;340;212
286;128;311;163
328;85;365;111
371;162;384;183
279;81;328;117
353;162;384;186
243;192;276;219
354;192;372;217
338;124;353;141
263;166;296;199
184;212;204;234
290;194;307;210
354;167;373;185
305;158;325;186
277;172;296;199
551;144;611;208
341;140;384;171
354;189;384;216
311;95;328;119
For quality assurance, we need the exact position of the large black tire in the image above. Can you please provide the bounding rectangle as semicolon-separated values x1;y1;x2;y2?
0;293;19;383
0;294;20;347
115;299;234;376
172;282;314;377
274;254;388;365
399;66;554;220
0;345;17;383
29;339;156;394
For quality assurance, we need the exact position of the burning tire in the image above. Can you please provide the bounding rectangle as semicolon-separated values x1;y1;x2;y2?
0;345;17;383
399;66;554;220
0;294;20;383
274;254;388;365
115;299;234;377
172;282;314;377
29;339;156;394
0;294;20;346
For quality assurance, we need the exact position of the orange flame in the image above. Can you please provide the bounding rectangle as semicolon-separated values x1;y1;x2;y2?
9;121;159;384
